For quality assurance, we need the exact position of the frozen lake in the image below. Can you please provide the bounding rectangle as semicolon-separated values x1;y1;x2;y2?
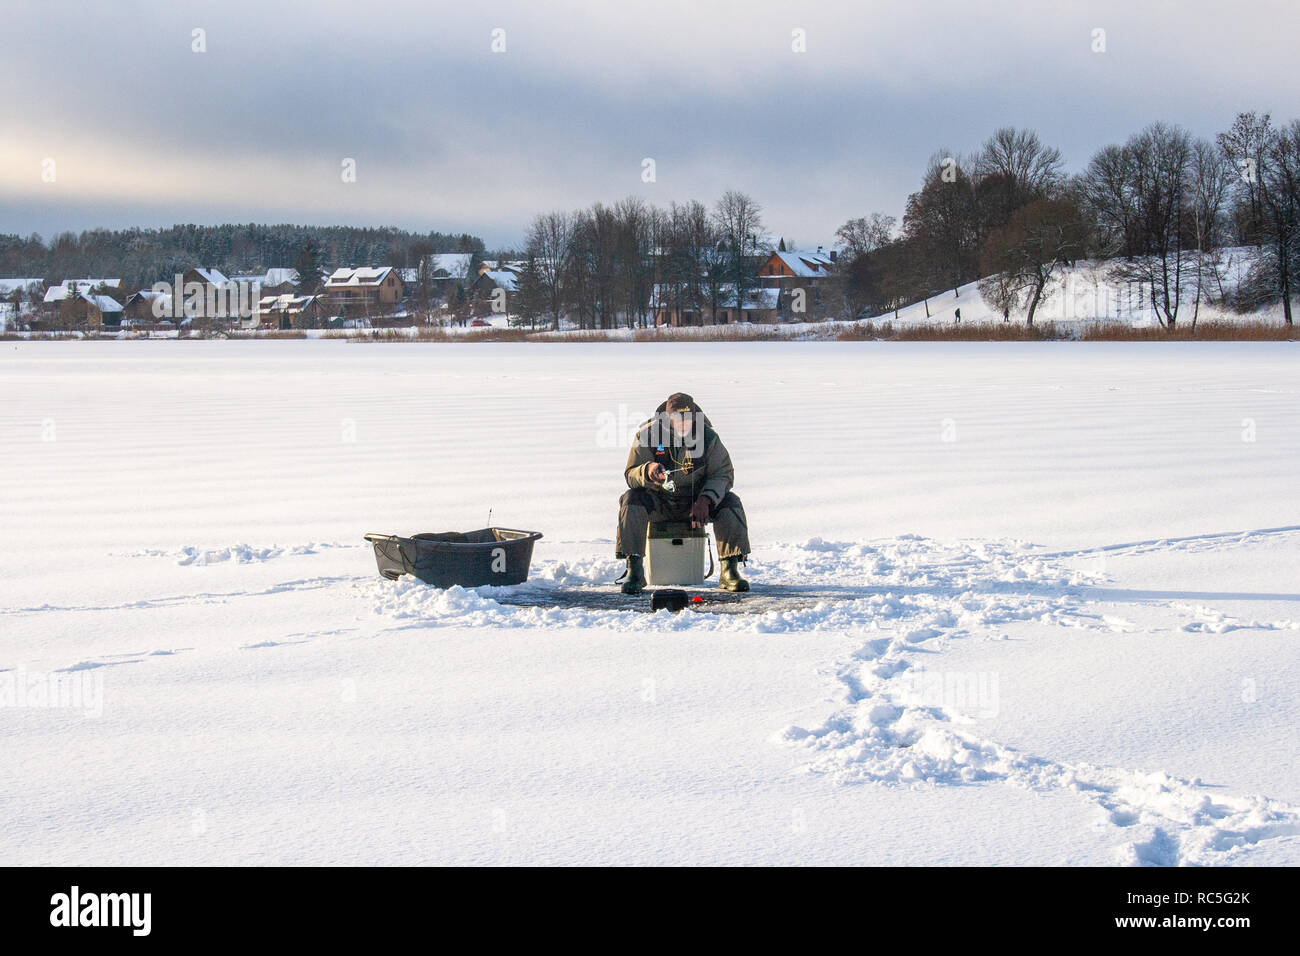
2;340;1298;864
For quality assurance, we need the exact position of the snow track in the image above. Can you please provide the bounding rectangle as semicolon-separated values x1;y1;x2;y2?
361;529;1300;865
771;535;1300;865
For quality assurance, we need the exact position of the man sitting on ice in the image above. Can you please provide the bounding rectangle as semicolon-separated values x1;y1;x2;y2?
616;392;750;594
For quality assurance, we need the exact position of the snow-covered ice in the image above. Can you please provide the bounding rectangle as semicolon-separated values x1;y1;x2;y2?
1;340;1297;865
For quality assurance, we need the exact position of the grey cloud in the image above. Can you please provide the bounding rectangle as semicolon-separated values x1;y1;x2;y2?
3;0;1298;249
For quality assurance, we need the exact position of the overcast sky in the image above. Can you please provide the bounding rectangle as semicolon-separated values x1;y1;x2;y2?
3;0;1298;250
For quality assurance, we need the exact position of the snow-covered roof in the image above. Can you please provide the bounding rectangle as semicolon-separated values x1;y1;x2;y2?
719;287;779;311
479;259;525;274
43;279;122;302
481;270;518;292
426;253;471;277
44;281;123;313
263;268;299;286
63;290;122;313
324;267;394;288
191;268;230;286
229;268;299;287
399;256;479;285
127;290;172;312
258;294;319;312
86;293;123;313
767;249;834;278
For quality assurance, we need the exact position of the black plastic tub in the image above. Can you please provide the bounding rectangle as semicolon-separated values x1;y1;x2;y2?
364;527;543;587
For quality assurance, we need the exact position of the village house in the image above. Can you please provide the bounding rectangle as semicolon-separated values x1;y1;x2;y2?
127;269;258;327
756;246;837;320
468;265;521;318
322;266;402;313
122;290;173;325
401;253;475;298
650;283;700;326
428;253;472;283
757;247;836;285
398;268;419;297
651;284;780;326
477;259;527;274
182;267;229;289
51;288;126;328
257;293;327;329
39;279;124;328
229;268;300;296
260;268;299;295
183;268;232;318
471;267;519;297
42;278;122;308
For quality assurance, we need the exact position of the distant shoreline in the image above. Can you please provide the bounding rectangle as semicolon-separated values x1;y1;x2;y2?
3;319;1295;344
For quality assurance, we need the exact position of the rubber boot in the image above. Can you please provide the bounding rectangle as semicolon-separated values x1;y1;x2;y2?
719;556;750;592
621;554;647;595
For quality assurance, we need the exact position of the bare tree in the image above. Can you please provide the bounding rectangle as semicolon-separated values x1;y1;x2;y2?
980;197;1089;326
1260;119;1300;325
903;151;979;298
1217;111;1273;246
977;269;1018;323
835;213;895;260
972;127;1066;235
712;190;765;320
1078;143;1140;258
835;213;896;319
658;200;717;326
875;239;918;320
613;196;656;328
1083;123;1194;328
1188;138;1234;326
525;211;574;331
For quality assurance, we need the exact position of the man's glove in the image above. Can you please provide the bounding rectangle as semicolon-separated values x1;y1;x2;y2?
689;496;712;527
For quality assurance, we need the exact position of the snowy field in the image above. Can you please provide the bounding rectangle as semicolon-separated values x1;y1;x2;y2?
2;340;1298;866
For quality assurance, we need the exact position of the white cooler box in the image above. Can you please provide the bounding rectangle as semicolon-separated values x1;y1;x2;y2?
645;521;712;586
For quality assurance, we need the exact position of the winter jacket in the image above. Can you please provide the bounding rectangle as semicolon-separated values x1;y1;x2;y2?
624;400;735;505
